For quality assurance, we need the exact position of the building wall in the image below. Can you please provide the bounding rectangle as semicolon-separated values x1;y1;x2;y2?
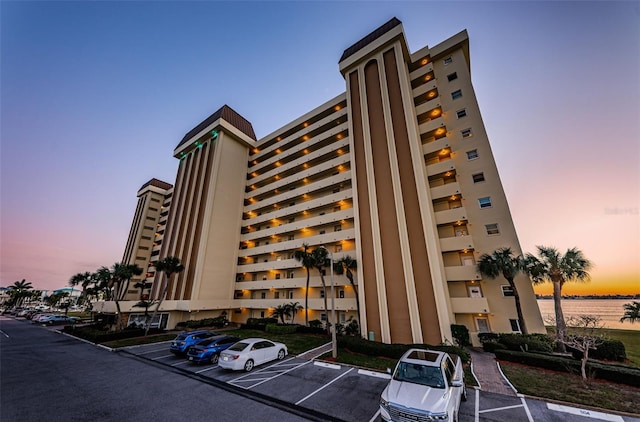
122;19;545;343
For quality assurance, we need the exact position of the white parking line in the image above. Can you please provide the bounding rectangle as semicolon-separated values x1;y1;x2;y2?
0;330;9;338
136;347;171;355
521;396;534;422
231;360;311;390
295;368;354;405
152;354;175;360
479;404;525;414
474;388;479;422
547;403;624;421
171;360;191;367
368;409;381;422
195;365;218;374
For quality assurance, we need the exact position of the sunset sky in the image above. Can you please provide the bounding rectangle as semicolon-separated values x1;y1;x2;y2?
1;1;638;296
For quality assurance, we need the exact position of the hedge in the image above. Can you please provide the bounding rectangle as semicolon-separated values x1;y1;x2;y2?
63;325;164;343
241;317;278;331
568;339;626;362
494;349;640;387
336;336;470;363
265;324;298;334
176;316;227;329
479;332;553;353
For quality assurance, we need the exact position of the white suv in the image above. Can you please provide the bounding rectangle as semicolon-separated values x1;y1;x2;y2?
380;348;466;422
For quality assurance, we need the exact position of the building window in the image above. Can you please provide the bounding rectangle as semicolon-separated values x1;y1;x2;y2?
262;275;267;280
472;172;485;183
288;271;295;279
509;319;521;333
339;290;345;299
456;109;467;118
335;245;342;253
447;72;457;82
451;90;462;100
444;56;453;65
321;313;327;321
274;292;280;299
320;289;325;298
461;128;472;138
478;197;492;209
466;149;479;160
501;285;514;297
485;223;500;235
334;225;342;232
288;235;294;241
319;230;326;235
260;311;265;318
275;273;281;279
287;290;294;299
260;292;266;299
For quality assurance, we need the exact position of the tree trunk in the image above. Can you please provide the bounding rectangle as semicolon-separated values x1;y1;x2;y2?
145;276;169;336
508;278;528;335
553;280;567;352
304;269;310;326
346;268;360;331
581;349;589;383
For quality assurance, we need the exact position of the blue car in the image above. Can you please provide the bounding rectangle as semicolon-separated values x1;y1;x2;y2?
169;330;219;355
187;335;241;364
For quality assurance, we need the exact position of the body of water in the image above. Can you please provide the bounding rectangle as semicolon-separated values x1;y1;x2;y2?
537;299;639;331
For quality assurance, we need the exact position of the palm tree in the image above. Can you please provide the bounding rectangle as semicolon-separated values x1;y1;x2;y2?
94;267;113;301
271;304;291;324
111;263;143;330
293;244;314;326
9;279;33;307
286;301;303;324
146;256;184;335
620;301;640;324
524;246;592;352
333;256;359;324
477;247;529;335
310;247;331;335
69;272;93;309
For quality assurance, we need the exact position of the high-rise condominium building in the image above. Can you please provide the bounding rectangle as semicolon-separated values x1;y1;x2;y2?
115;18;544;345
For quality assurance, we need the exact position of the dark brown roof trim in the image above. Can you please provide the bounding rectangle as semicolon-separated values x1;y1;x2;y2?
139;178;173;191
176;105;256;149
339;17;402;63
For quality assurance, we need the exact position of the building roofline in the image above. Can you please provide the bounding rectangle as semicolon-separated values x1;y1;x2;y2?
339;17;402;63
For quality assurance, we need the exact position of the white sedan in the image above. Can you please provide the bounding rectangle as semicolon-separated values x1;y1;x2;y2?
218;338;287;371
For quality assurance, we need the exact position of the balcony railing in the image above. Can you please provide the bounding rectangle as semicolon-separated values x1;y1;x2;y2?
445;265;481;281
450;297;490;314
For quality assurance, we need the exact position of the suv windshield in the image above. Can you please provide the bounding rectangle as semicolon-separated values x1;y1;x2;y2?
393;362;445;388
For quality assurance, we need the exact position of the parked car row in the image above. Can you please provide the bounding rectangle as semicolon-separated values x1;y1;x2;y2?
169;330;288;371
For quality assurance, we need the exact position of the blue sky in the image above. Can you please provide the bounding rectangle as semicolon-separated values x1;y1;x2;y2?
1;1;638;294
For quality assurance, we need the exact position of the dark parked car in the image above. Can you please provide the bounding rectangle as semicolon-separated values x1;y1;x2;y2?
187;335;241;364
169;330;219;355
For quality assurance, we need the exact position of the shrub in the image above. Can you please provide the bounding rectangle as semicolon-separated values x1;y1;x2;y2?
336;336;470;363
494;349;640;387
308;319;323;329
296;325;326;335
242;317;278;331
176;316;227;329
265;324;298;334
498;334;553;353
483;342;507;353
63;324;163;343
569;339;626;362
451;324;470;347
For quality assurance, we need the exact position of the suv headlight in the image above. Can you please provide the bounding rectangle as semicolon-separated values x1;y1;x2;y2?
430;413;448;420
379;397;389;409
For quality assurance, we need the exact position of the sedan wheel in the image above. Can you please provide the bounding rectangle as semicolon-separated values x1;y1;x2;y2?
210;354;219;365
277;349;285;360
244;359;254;372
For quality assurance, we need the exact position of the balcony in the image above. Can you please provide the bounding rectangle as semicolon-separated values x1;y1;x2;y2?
422;137;451;156
439;235;474;252
426;159;455;177
235;298;357;311
435;207;467;225
236;276;324;291
450;297;490;314
445;265;481;281
418;116;444;135
430;182;461;201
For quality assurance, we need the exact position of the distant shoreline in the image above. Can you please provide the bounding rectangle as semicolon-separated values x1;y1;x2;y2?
536;295;640;300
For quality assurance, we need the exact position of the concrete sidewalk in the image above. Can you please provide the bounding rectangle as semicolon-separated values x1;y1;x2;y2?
468;348;517;396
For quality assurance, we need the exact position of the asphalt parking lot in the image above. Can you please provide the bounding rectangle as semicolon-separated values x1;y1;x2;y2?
118;340;640;422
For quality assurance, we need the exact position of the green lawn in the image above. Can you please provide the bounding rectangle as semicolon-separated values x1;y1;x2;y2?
500;361;640;414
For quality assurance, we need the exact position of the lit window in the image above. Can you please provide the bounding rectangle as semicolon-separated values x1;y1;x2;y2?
451;90;462;100
461;128;472;138
444;57;453;65
466;149;479;160
502;285;514;297
456;109;467;118
485;223;500;235
472;172;485;183
478;197;492;209
447;72;458;82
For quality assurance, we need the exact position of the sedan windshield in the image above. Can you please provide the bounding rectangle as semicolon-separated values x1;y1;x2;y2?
227;342;249;352
393;362;445;388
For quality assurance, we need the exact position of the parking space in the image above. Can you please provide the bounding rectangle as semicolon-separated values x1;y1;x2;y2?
120;341;640;422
